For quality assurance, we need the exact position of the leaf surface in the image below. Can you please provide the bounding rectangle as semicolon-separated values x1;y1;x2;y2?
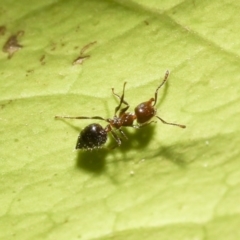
0;0;240;239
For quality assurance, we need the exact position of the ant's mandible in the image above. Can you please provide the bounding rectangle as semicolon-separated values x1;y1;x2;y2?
55;70;186;150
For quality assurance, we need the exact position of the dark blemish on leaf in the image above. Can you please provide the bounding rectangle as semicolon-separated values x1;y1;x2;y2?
2;31;24;59
50;42;57;51
0;100;12;109
144;20;149;25
40;54;45;62
73;55;90;65
73;41;97;65
80;41;97;55
40;54;46;65
26;69;34;77
75;25;80;32
0;25;6;36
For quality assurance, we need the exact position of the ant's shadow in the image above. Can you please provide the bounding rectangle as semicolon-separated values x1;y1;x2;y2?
76;149;108;174
59;119;188;173
76;124;155;173
118;125;155;151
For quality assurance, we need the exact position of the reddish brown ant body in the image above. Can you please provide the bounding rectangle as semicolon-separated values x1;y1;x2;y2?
55;71;186;150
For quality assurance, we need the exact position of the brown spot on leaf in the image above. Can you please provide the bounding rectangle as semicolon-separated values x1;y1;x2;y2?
73;55;90;65
144;20;149;25
0;100;12;109
40;54;46;65
2;31;24;59
0;25;6;36
50;42;57;51
75;25;80;32
72;41;97;65
26;69;34;77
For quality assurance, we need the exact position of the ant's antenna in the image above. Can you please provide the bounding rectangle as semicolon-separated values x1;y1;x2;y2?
153;70;169;106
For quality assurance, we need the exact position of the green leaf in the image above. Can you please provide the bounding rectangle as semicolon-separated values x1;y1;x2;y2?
1;0;239;239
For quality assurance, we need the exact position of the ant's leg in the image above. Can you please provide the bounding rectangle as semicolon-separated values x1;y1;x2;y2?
118;128;128;139
55;115;108;122
156;116;186;128
104;125;122;149
112;83;129;106
109;130;122;149
112;82;130;116
153;70;169;106
137;120;157;128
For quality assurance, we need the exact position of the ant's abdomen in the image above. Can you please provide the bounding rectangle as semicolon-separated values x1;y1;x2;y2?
76;123;107;150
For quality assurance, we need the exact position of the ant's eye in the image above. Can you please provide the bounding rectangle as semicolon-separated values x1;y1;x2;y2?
134;101;156;124
76;123;107;150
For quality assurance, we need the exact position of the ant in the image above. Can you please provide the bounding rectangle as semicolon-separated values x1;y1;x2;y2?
55;70;186;150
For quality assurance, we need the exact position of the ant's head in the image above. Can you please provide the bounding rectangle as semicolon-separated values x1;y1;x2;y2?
76;123;108;150
134;71;169;125
134;98;156;124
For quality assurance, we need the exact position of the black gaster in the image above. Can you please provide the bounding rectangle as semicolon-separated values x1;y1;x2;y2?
76;123;107;150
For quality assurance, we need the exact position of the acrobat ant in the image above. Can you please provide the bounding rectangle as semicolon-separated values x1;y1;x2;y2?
55;70;186;150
